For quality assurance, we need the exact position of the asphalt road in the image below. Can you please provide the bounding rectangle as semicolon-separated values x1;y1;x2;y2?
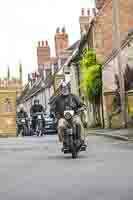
0;135;133;200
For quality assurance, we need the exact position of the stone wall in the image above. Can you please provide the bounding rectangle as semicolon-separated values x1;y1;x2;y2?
103;90;133;128
0;89;16;137
103;91;123;128
127;90;133;127
102;35;133;128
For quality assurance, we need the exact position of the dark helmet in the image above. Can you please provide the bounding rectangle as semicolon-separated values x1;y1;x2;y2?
34;99;39;104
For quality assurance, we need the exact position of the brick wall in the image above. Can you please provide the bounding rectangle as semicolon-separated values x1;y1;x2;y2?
55;28;69;58
37;41;51;72
93;0;133;63
103;37;133;93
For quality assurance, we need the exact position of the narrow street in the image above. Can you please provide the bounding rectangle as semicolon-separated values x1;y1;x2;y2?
0;135;133;200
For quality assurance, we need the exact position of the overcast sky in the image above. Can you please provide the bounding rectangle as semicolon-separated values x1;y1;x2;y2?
0;0;95;84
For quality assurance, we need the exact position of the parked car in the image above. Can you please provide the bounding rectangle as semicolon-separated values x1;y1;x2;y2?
44;112;57;135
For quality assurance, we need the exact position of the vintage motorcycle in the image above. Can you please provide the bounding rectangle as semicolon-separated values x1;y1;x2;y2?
32;112;45;136
62;106;87;159
17;117;29;136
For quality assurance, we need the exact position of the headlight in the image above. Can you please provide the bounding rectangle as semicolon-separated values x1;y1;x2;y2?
64;112;72;120
38;115;42;119
21;119;25;123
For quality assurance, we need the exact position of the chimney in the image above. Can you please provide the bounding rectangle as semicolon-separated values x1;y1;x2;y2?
81;8;84;16
79;8;90;36
55;27;69;57
95;0;105;10
37;40;51;73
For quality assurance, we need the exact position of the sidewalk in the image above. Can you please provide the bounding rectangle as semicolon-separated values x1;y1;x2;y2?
87;128;133;141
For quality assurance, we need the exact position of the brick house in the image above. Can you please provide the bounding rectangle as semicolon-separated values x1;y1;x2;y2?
94;0;133;62
67;0;133;128
93;0;133;127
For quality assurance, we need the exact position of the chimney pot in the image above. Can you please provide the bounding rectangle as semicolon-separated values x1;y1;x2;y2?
81;8;84;16
45;40;48;46
56;27;60;33
38;41;40;47
87;8;90;16
42;41;44;46
62;27;66;33
92;8;96;16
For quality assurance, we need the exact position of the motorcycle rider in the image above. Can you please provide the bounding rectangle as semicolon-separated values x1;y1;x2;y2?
30;99;45;131
17;104;28;135
53;82;86;149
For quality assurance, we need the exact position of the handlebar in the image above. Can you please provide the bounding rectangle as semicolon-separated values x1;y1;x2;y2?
31;112;44;117
77;106;87;112
17;117;28;120
16;117;29;122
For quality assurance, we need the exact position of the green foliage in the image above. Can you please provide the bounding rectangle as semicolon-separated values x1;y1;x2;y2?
80;49;102;104
80;49;96;67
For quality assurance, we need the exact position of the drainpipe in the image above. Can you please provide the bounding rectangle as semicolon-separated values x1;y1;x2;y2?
76;64;81;96
100;66;105;128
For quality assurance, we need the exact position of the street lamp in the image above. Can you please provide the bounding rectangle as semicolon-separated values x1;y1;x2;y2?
112;0;127;127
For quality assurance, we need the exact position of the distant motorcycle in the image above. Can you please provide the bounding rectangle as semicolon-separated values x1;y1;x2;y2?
17;117;29;136
32;112;45;136
62;106;87;159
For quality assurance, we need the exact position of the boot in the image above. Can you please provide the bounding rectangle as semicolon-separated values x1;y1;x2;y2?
80;139;87;151
61;141;69;152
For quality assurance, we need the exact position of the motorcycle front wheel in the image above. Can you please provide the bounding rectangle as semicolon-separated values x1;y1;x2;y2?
23;125;29;136
37;121;43;136
72;146;78;159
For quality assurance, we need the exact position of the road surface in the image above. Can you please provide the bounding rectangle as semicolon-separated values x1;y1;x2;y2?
0;135;133;200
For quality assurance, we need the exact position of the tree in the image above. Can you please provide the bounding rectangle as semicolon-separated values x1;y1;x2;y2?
7;66;10;80
80;49;102;126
